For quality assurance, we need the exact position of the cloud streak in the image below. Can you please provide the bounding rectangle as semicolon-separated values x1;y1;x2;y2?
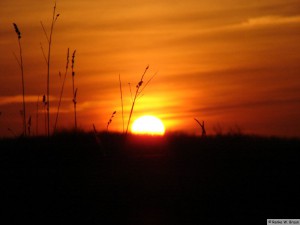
1;0;300;137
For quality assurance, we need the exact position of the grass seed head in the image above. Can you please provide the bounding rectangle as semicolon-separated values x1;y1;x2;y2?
107;111;117;130
13;23;21;39
72;50;76;69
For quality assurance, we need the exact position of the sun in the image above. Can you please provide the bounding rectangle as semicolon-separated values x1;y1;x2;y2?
131;115;165;135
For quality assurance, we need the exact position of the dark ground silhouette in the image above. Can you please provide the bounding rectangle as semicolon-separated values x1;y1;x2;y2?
1;132;299;224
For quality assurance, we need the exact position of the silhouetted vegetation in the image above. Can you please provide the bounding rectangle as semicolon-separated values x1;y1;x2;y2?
12;23;27;137
40;2;60;137
71;50;78;130
1;133;299;224
107;111;117;131
194;118;206;137
125;65;156;134
54;48;70;133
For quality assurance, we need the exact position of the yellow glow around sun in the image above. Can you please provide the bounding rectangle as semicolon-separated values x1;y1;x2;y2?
131;115;165;135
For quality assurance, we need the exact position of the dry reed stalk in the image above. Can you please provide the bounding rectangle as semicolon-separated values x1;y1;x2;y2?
36;96;39;136
73;88;78;129
194;118;206;137
42;94;47;135
41;2;60;137
12;23;26;137
54;48;70;133
107;111;116;131
125;65;150;134
137;72;157;100
71;50;77;130
40;42;47;65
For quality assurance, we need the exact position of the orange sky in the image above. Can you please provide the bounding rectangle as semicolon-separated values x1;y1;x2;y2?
1;0;300;137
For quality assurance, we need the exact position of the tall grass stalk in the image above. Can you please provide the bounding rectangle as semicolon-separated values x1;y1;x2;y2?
73;88;78;130
41;2;59;137
194;118;206;137
71;50;77;130
54;48;69;133
42;94;47;135
125;65;150;134
36;96;39;136
107;111;116;131
12;23;26;137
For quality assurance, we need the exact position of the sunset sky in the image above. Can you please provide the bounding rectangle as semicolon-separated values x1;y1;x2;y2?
1;0;300;137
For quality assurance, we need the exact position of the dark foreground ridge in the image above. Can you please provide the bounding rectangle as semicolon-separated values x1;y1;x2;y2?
1;132;299;225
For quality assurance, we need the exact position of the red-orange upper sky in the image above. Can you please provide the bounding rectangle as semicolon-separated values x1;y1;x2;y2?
1;0;300;137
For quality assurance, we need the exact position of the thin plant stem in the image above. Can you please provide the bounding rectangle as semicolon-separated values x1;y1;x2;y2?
12;51;21;68
40;42;48;65
137;72;157;100
72;76;76;129
13;23;26;137
125;65;149;134
73;88;77;130
125;86;139;134
107;111;116;131
194;118;206;137
42;2;59;137
18;37;26;137
71;50;77;130
36;96;39;136
54;48;69;133
42;94;47;135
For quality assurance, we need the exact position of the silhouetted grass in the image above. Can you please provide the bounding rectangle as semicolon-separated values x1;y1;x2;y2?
1;133;299;224
71;50;77;130
107;111;116;131
40;2;60;137
54;48;70;133
125;66;156;134
12;23;26;137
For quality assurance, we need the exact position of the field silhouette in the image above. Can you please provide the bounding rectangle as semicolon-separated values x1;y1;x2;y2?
1;132;299;224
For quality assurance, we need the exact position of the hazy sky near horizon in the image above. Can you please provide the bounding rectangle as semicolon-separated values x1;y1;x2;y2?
1;0;300;137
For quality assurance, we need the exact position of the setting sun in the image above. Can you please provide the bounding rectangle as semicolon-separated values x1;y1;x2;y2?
131;115;165;135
